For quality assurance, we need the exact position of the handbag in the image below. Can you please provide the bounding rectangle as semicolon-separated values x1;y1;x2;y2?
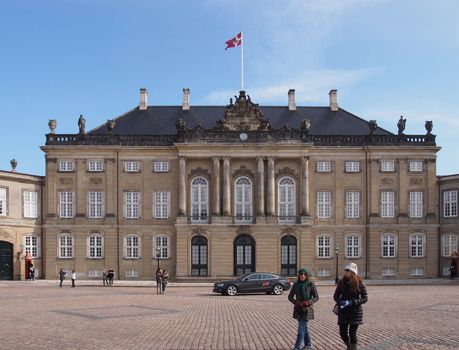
332;303;339;315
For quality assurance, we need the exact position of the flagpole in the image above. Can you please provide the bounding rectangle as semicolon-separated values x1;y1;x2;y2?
241;32;244;91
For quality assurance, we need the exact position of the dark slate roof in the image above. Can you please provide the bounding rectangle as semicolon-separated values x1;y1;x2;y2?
89;106;393;136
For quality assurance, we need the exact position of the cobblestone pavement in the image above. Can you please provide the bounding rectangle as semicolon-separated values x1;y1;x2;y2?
1;281;458;350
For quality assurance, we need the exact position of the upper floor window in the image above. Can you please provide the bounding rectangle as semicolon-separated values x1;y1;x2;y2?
124;161;140;173
234;177;252;223
24;191;38;218
316;235;331;258
278;177;295;223
443;190;458;217
410;233;425;257
381;234;397;258
59;161;75;172
153;235;170;259
88;160;104;172
191;177;208;223
345;234;361;258
381;191;395;218
58;233;74;258
345;161;360;172
154;161;169;172
345;191;360;219
0;187;6;216
317;191;331;218
24;234;40;258
409;161;423;172
88;192;104;219
154;191;169;219
381;160;395;172
123;191;140;219
124;234;140;259
317;161;331;172
441;234;458;257
87;233;104;259
59;192;74;218
409;191;423;218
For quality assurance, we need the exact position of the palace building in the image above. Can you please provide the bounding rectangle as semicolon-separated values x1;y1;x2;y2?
2;88;457;281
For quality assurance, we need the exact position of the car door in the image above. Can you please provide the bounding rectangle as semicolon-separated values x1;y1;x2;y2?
238;273;261;292
260;274;276;292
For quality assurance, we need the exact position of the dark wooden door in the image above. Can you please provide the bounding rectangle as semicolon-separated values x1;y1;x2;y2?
0;241;13;280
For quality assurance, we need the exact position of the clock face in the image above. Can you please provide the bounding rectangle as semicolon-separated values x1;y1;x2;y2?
240;133;248;141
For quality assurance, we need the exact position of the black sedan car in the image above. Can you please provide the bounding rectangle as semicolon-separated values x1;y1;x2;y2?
213;272;291;296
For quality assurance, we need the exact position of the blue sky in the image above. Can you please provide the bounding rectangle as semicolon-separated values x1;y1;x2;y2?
1;0;458;176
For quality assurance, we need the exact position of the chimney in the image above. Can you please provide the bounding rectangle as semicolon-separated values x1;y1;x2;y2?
288;89;296;111
182;88;190;110
329;89;338;112
139;88;148;110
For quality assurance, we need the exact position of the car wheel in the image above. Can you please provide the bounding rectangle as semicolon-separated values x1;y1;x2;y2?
273;284;284;295
226;285;238;296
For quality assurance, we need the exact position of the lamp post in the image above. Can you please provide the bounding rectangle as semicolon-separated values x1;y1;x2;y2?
335;243;340;285
155;246;161;271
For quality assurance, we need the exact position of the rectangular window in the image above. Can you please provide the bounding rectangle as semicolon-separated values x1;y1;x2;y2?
317;269;331;277
88;160;104;172
154;192;169;219
88;235;103;258
124;192;140;219
88;192;104;218
0;187;7;216
382;268;396;276
381;160;395;172
409;161;423;172
59;192;74;218
59;235;73;258
59;161;75;172
442;235;458;257
345;161;360;172
410;234;424;257
154;236;169;259
24;235;39;258
381;191;395;218
409;191;423;218
88;269;103;278
410;268;424;276
124;161;140;172
23;191;38;218
126;236;139;258
126;269;139;278
154;161;170;172
345;235;360;258
317;236;331;258
317;161;331;172
381;234;397;258
317;191;331;218
345;191;360;218
443;190;458;217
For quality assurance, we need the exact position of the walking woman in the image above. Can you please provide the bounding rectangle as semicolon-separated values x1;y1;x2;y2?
288;267;319;350
333;263;368;350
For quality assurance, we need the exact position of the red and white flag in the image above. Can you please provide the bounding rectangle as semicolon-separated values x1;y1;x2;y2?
225;32;242;50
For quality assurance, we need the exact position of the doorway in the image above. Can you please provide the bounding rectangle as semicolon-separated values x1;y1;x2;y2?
0;241;13;280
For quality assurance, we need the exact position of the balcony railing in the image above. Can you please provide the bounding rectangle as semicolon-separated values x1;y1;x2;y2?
233;216;256;224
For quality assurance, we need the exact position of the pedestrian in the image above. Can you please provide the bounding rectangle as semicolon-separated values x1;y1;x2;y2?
288;267;319;350
162;269;169;293
59;268;66;287
448;264;455;280
155;268;163;294
333;263;368;350
29;264;35;282
102;269;108;286
71;270;76;287
107;268;115;286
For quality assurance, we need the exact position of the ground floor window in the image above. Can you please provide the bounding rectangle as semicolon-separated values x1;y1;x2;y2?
234;234;255;276
191;235;208;276
281;235;297;276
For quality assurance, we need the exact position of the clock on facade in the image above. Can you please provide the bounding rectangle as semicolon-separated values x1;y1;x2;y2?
239;133;248;141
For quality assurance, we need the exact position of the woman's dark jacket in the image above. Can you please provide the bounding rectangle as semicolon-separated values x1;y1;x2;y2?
333;277;368;325
288;280;319;320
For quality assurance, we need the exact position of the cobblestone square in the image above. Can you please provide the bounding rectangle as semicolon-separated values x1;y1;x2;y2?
1;281;458;350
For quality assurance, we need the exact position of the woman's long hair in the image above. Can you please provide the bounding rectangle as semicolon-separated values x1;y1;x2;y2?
340;271;362;293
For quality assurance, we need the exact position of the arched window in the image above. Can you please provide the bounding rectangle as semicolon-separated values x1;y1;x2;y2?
87;233;104;259
24;234;40;258
409;233;425;258
124;234;141;259
281;235;297;276
278;177;295;223
234;177;252;223
153;234;170;259
191;177;209;223
441;234;458;257
234;234;255;275
191;235;208;276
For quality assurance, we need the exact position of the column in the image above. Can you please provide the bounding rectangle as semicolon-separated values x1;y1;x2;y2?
257;157;265;216
212;157;221;216
222;158;231;216
178;157;186;216
301;156;310;216
267;157;275;216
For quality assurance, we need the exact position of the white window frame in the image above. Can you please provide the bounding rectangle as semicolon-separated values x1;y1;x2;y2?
317;268;331;277
88;191;104;219
0;187;6;216
409;233;425;258
345;161;360;172
88;269;103;278
123;191;140;219
410;267;425;276
191;177;209;223
153;191;170;219
23;191;38;218
153;235;170;259
124;234;141;259
381;160;395;172
125;269;139;278
409;191;423;218
124;161;140;173
87;233;104;259
317;191;331;218
88;160;104;172
382;268;396;276
381;191;395;218
317;161;331;172
58;233;74;259
381;234;397;258
345;234;361;258
443;190;458;217
234;176;253;224
409;161;423;172
441;234;458;257
24;234;40;258
345;191;360;219
59;191;74;218
316;235;331;258
278;177;296;223
154;161;170;172
59;161;75;172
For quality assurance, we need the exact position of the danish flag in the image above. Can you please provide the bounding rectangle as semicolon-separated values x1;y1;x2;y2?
225;32;242;50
